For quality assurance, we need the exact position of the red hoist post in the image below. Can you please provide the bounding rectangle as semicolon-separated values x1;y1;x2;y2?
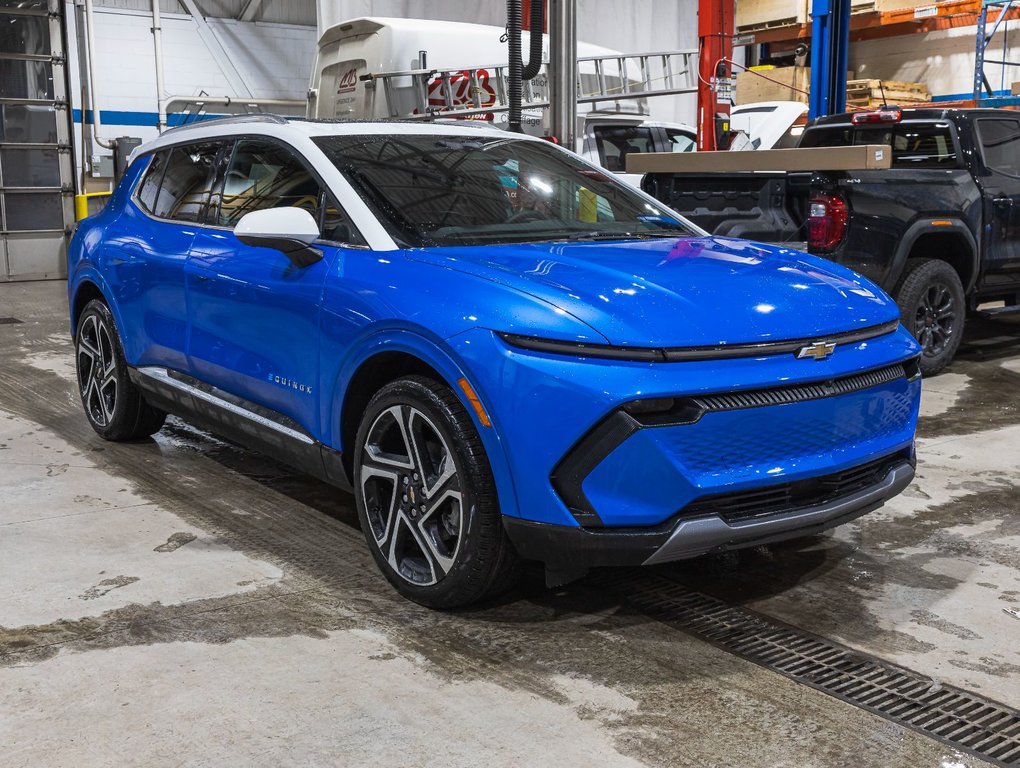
697;0;734;150
522;0;548;31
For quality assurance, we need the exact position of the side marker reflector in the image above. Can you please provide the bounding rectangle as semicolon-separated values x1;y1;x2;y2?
457;377;492;427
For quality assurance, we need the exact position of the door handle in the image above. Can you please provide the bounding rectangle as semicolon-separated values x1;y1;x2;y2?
993;196;1014;208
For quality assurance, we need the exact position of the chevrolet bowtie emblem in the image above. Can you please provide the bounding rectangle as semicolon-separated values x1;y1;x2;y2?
796;341;837;360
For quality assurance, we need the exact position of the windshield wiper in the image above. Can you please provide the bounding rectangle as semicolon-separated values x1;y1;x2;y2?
571;230;688;241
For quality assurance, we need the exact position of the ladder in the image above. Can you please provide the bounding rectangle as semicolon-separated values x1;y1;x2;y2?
358;49;699;121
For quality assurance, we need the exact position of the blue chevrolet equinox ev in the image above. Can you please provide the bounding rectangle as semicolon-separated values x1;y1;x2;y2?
68;116;922;608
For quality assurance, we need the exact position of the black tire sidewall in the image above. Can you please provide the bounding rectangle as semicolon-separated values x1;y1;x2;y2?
895;259;966;376
353;376;502;608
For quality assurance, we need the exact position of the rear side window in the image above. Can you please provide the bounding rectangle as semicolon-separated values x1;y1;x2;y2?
977;118;1020;176
150;142;222;222
800;123;958;167
592;125;656;172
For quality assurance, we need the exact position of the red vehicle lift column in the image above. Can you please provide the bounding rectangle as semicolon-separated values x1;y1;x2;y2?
698;0;734;150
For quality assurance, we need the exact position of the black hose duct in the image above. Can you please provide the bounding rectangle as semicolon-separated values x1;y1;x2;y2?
523;0;544;80
507;0;523;132
506;0;544;133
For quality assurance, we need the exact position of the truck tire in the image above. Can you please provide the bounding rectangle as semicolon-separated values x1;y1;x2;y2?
893;258;965;377
353;375;521;608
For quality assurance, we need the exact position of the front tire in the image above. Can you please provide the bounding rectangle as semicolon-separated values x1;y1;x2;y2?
893;258;965;377
75;299;166;441
353;376;520;608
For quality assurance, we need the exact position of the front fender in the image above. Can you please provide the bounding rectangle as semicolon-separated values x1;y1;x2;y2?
325;326;521;521
887;219;979;293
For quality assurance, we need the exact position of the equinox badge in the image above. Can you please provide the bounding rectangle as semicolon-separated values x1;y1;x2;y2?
796;341;837;361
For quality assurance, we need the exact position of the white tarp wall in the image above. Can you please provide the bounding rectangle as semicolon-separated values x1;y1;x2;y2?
316;0;698;125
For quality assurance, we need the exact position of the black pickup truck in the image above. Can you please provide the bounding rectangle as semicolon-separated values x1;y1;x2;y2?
642;107;1020;375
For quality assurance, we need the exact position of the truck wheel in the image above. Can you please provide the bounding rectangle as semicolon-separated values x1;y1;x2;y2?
353;375;521;609
75;299;167;440
893;258;965;376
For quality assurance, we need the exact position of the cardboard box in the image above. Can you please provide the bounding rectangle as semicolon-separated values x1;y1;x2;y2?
736;66;810;105
736;0;809;30
626;145;893;174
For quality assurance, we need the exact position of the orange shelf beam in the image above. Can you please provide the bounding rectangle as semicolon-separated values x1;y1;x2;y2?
742;0;1019;49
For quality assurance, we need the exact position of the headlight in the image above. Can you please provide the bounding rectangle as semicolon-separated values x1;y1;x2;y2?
498;332;665;362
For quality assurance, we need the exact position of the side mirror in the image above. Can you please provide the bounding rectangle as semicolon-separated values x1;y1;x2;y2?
234;207;323;267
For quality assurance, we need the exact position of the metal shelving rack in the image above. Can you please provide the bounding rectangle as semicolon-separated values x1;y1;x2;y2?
737;0;1020;111
974;0;1020;105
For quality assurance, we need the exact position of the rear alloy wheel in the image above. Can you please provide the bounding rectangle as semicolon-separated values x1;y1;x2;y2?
354;376;520;608
894;258;965;377
75;299;166;441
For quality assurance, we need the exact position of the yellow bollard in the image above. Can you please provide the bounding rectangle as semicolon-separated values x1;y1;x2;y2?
74;191;113;222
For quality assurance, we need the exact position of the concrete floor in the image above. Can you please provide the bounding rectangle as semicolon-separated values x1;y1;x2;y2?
1;280;1017;768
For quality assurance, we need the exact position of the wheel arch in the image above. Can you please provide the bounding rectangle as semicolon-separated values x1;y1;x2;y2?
889;220;979;294
330;330;520;520
70;275;113;336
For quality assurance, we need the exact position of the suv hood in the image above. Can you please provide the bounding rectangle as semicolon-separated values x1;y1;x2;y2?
408;237;898;347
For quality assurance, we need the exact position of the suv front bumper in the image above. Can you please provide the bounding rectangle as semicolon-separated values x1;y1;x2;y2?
502;451;914;572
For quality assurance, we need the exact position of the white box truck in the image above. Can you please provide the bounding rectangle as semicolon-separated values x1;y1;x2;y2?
306;17;698;185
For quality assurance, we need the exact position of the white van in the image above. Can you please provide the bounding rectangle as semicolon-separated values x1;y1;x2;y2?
307;17;697;180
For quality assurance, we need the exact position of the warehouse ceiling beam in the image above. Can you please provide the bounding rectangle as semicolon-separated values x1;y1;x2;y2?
179;0;254;98
238;0;269;22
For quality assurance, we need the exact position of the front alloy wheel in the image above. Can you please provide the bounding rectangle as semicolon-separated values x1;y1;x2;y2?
353;376;520;608
360;404;464;586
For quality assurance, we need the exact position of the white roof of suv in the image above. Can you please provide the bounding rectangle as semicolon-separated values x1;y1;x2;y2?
131;114;527;162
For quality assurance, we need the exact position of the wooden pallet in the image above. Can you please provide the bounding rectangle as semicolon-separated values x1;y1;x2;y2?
846;78;930;106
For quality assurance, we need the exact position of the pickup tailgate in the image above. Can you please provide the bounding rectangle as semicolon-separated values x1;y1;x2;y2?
642;171;809;247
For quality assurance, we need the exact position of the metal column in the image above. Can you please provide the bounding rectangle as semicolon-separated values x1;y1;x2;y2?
549;0;577;148
808;0;851;120
697;0;733;150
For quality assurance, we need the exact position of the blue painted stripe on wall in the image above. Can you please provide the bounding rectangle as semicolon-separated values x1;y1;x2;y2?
72;109;229;127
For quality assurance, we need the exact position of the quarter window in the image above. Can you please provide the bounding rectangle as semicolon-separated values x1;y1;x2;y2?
135;150;169;216
977;118;1020;176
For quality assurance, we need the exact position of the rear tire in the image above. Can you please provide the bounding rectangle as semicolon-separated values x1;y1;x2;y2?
893;258;965;377
75;299;166;441
353;375;521;609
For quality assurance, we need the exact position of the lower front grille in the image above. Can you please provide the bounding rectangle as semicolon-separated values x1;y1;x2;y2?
683;449;912;524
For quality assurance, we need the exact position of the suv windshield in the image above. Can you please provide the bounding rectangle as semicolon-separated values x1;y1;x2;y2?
312;133;695;247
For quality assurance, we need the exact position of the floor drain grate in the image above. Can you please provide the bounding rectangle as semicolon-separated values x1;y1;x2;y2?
592;571;1020;767
0;317;22;325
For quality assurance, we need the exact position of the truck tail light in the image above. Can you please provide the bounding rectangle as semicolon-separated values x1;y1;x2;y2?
808;193;849;252
851;106;902;124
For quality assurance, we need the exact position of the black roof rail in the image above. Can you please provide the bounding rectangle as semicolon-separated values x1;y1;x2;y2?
160;113;292;136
